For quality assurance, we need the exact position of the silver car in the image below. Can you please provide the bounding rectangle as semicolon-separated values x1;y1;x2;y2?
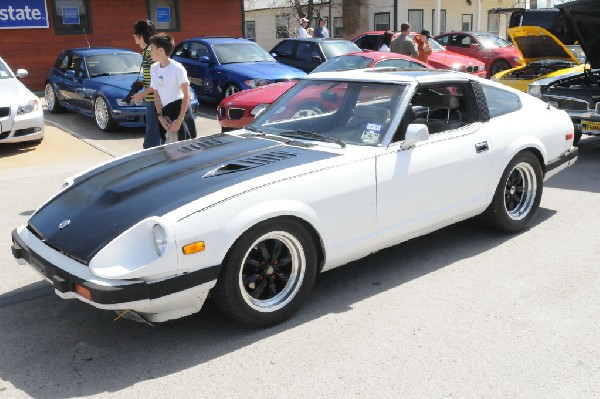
0;56;44;144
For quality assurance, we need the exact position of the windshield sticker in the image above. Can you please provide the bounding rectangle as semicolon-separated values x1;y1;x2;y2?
365;123;382;132
0;71;8;77
361;128;380;144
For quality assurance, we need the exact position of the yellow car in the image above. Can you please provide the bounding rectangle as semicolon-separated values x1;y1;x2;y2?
491;26;583;92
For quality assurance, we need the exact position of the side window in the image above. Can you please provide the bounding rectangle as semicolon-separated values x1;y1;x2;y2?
375;59;412;69
296;43;316;62
272;40;294;57
354;35;380;51
173;42;191;58
408;84;473;134
56;55;70;72
69;55;84;77
435;35;449;46
481;85;522;118
410;61;427;69
188;42;210;60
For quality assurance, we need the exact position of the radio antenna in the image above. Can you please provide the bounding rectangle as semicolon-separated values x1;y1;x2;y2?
82;26;91;48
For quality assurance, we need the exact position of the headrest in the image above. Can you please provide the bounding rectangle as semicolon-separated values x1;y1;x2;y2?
353;105;391;121
414;92;459;109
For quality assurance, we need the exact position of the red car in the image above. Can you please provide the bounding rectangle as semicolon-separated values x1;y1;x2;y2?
433;31;522;77
351;31;487;78
217;51;431;131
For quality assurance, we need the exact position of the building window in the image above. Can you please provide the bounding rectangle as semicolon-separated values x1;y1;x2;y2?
147;0;180;31
487;13;499;35
431;9;446;34
52;0;92;35
462;14;473;31
334;17;343;38
374;12;390;31
276;14;289;38
246;21;256;41
408;9;423;33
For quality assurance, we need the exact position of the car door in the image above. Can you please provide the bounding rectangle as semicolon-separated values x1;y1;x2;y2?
445;33;478;59
57;53;86;110
375;82;493;243
173;40;211;99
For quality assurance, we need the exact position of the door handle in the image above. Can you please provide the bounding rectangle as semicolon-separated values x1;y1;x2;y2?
475;141;489;153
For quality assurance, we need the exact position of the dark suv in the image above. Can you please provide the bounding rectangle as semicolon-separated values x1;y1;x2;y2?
270;38;361;73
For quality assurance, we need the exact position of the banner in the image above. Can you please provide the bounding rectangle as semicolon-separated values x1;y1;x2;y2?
0;0;49;29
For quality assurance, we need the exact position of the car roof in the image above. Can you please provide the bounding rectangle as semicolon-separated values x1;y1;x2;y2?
66;47;137;56
183;37;254;44
306;68;469;84
279;38;348;42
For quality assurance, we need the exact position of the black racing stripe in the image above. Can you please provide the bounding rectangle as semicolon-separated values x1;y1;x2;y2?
28;134;338;263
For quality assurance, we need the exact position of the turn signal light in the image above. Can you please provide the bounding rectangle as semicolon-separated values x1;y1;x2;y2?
74;284;92;301
182;241;205;255
566;133;574;140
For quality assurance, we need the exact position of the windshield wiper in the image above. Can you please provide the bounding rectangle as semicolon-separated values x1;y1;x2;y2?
279;130;345;148
91;72;113;77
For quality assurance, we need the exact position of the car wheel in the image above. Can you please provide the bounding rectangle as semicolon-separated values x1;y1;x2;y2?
291;103;326;119
94;96;117;132
481;151;543;233
44;83;63;113
488;59;511;78
212;218;318;327
223;84;241;99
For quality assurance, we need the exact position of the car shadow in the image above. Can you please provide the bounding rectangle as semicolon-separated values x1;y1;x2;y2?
0;141;42;158
0;212;556;398
545;135;600;194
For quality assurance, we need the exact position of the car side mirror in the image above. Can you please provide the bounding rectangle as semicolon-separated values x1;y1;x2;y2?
65;70;76;79
198;56;211;64
15;69;28;79
400;123;429;149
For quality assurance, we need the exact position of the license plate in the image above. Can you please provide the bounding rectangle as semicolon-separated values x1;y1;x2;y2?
581;120;600;134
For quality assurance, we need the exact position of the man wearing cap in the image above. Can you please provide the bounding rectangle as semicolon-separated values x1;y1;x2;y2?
314;17;329;38
390;23;418;58
298;18;309;38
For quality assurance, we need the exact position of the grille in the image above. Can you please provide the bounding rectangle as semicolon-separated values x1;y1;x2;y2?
228;108;245;120
0;107;10;117
542;95;588;111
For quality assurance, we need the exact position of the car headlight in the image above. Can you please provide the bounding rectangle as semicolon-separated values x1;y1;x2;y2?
528;85;542;98
17;100;38;115
244;79;269;89
152;224;168;256
449;63;463;72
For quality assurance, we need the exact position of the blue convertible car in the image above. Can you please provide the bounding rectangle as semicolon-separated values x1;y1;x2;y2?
44;47;199;132
172;37;306;103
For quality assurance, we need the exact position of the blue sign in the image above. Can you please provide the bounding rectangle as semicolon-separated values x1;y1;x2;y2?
156;7;171;23
0;0;49;29
62;7;80;25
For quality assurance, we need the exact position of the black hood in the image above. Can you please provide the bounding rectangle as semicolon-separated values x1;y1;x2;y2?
28;134;337;264
559;0;600;69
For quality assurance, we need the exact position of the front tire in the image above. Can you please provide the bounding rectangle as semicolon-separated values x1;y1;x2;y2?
94;96;117;132
482;151;543;232
488;59;511;78
44;83;64;113
223;84;241;99
212;218;318;327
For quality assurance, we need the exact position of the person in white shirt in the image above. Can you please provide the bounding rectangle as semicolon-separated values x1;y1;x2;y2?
149;33;191;142
297;18;309;38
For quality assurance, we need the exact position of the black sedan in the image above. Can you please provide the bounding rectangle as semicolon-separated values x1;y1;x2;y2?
270;38;361;73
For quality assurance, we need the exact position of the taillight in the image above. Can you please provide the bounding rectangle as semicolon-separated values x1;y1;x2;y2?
566;132;574;141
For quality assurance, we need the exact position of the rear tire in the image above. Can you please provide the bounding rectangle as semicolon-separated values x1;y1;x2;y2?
481;151;543;232
212;218;318;327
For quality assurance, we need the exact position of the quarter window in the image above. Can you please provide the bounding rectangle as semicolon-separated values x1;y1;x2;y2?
481;85;522;118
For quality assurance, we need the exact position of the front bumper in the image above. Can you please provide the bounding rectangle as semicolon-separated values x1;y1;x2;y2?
11;228;221;312
0;108;44;143
545;146;579;180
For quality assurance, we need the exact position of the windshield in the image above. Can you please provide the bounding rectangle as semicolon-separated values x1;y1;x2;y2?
312;55;373;73
473;33;512;48
213;42;275;64
0;58;14;79
321;41;362;59
86;53;142;77
250;79;408;146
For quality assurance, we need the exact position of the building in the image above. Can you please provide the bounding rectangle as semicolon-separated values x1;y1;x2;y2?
1;0;244;91
244;0;531;50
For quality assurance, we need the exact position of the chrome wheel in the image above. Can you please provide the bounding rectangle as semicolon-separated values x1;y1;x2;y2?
504;162;537;221
94;97;111;131
44;83;62;113
239;231;306;312
224;84;240;98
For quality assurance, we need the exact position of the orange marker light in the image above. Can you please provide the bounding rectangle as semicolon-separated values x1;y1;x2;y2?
182;241;205;255
74;284;92;300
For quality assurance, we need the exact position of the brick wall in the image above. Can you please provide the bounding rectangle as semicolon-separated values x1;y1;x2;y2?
1;0;243;91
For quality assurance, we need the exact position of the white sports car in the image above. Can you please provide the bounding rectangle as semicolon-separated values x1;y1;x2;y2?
12;68;578;326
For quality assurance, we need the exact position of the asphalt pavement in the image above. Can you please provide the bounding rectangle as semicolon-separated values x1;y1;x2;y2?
1;108;600;398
